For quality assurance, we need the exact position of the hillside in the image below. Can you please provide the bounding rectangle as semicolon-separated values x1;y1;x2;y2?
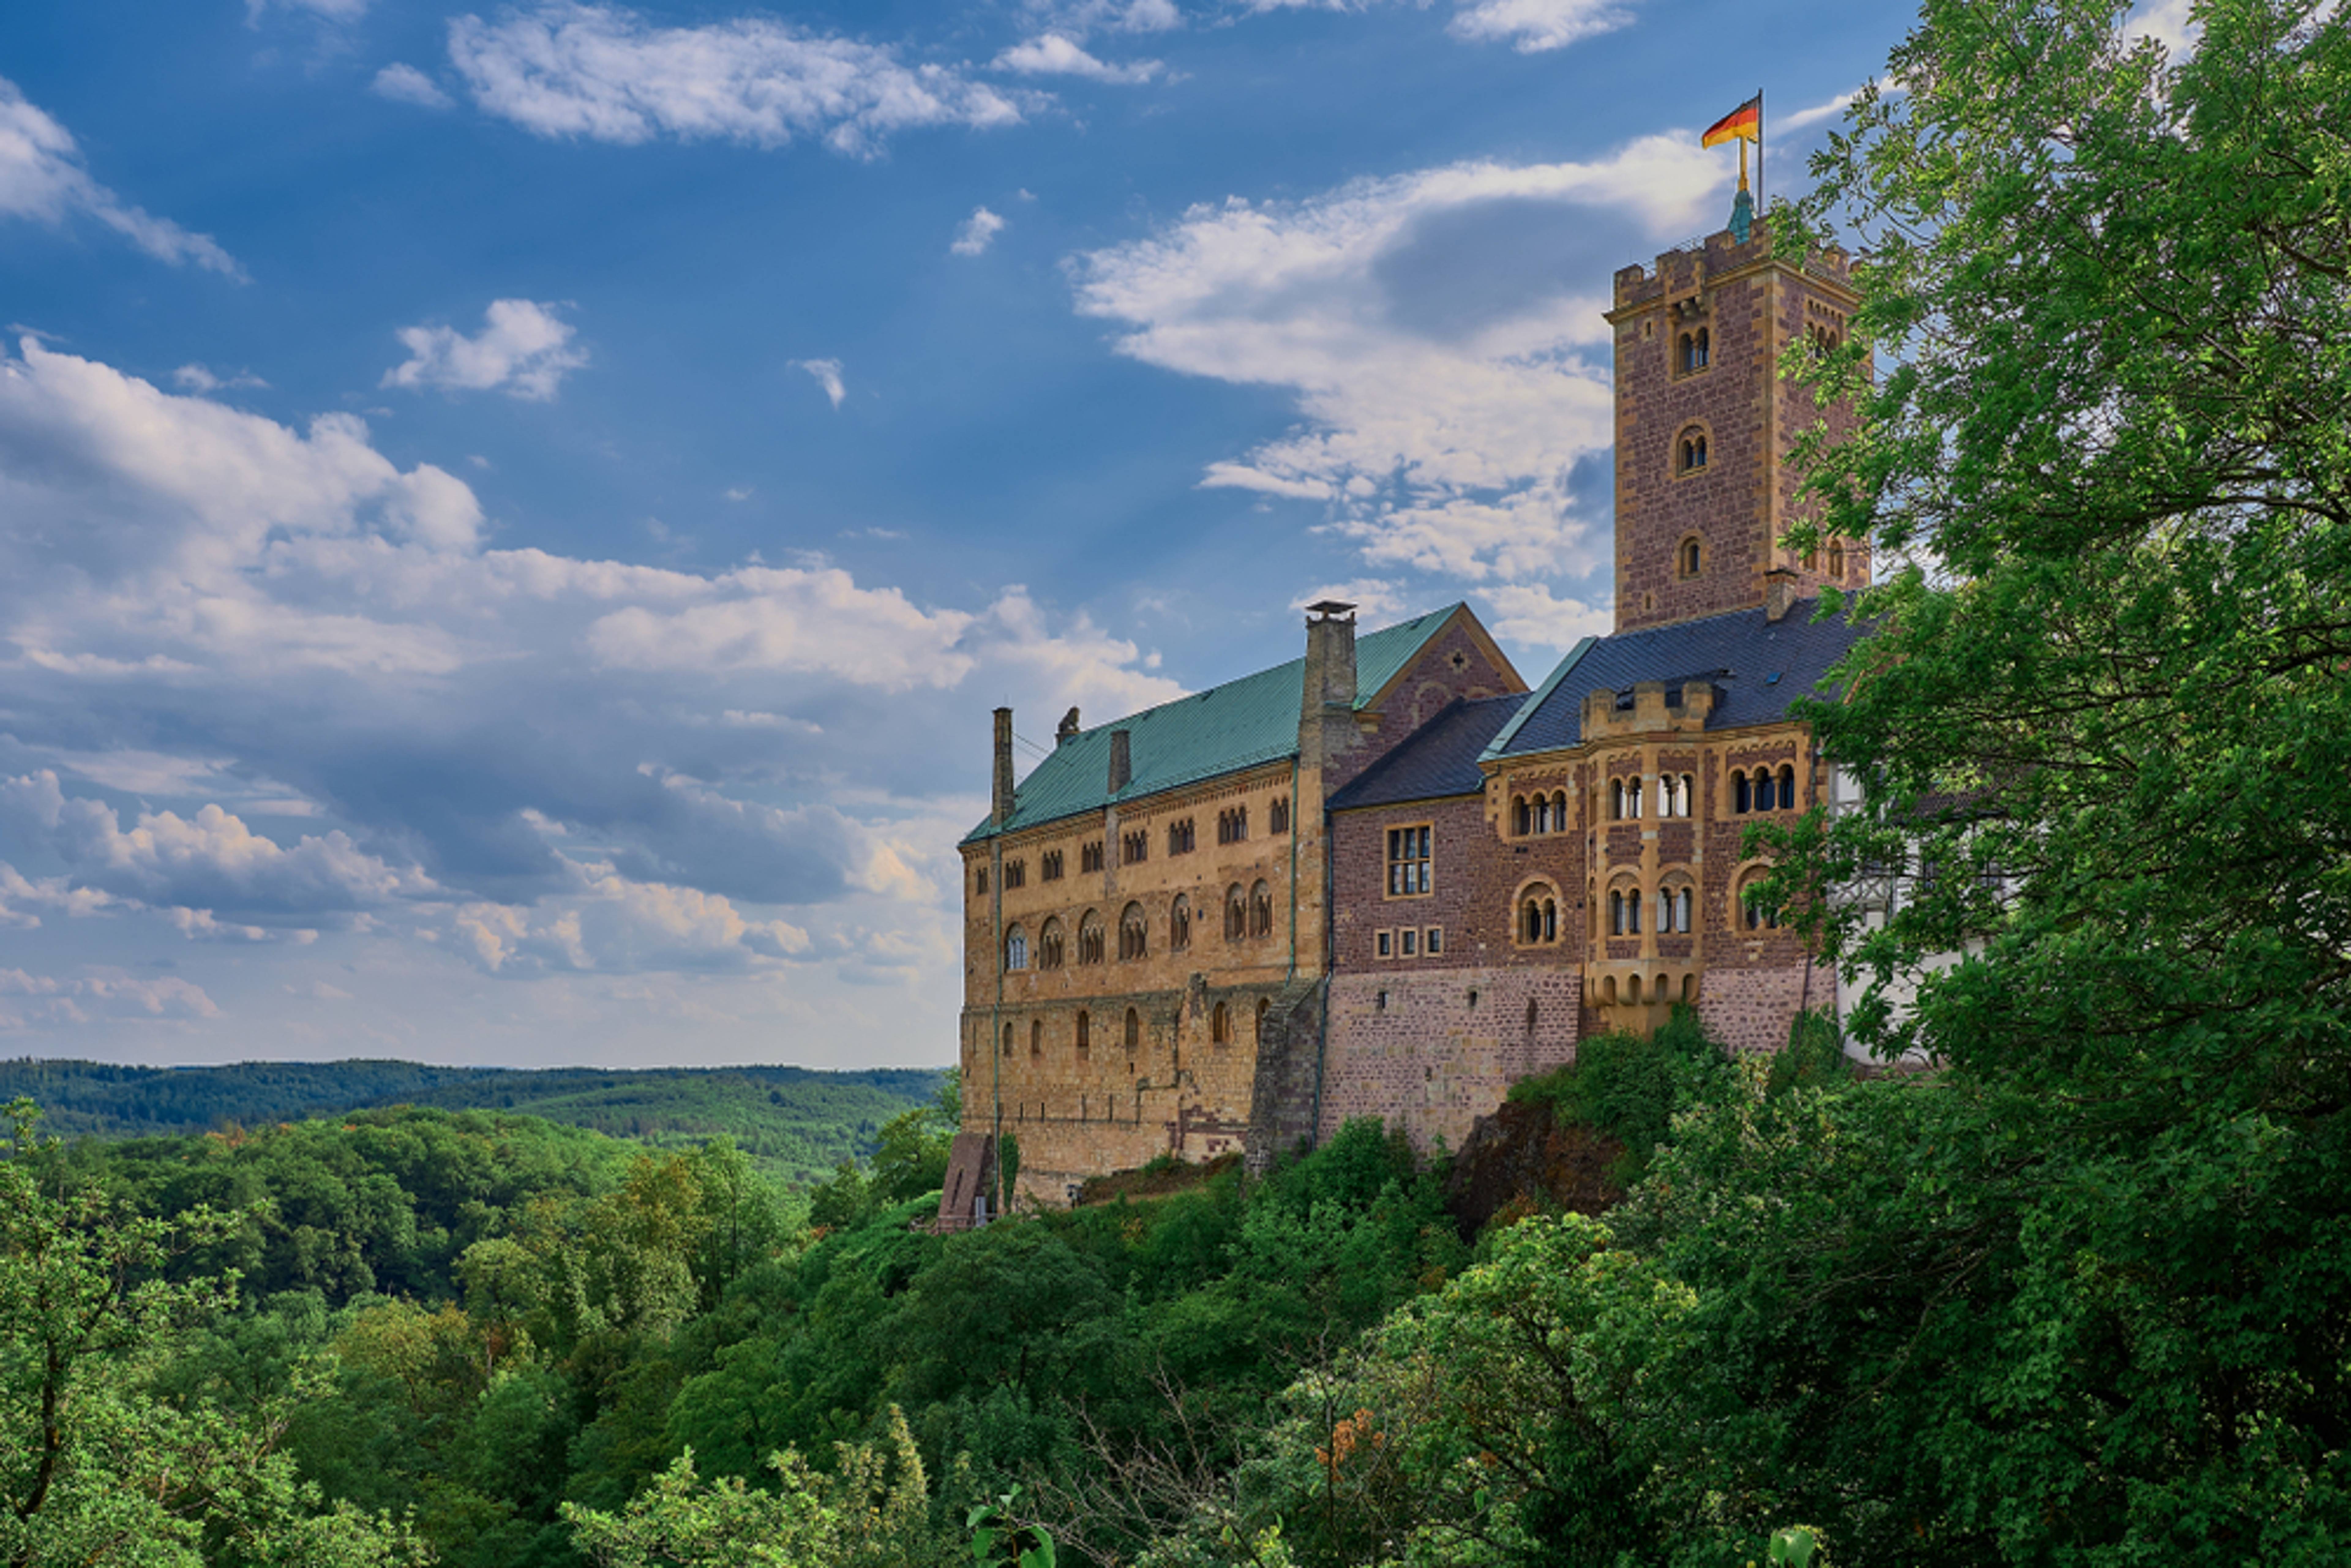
0;1057;944;1185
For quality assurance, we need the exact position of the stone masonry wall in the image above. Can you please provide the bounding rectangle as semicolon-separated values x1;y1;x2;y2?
1321;967;1584;1150
1696;962;1829;1056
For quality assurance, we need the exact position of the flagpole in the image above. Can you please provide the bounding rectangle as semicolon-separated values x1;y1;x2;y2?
1756;87;1764;217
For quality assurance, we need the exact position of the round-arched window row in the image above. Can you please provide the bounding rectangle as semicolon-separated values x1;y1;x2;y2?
1730;764;1799;815
1594;973;1702;1005
1512;789;1570;836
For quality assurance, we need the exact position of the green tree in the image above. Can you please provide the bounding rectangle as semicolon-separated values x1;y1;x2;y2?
1777;0;2351;1107
0;1101;426;1567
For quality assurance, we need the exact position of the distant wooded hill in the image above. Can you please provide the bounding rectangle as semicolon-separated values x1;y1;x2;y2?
0;1058;944;1185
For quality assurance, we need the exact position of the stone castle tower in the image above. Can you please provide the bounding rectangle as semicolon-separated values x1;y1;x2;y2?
1606;222;1865;632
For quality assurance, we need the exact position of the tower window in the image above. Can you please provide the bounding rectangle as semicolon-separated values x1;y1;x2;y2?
1678;429;1709;474
1828;542;1846;580
1269;797;1291;835
1676;326;1711;375
1520;883;1561;945
1680;537;1702;578
1004;926;1028;971
1212;1001;1230;1045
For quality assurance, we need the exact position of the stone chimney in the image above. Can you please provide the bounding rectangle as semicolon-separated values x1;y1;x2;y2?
991;707;1015;826
1056;707;1081;747
1764;568;1801;624
1107;729;1132;794
1298;600;1360;775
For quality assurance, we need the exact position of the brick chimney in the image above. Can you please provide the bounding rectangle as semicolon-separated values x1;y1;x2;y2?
1298;600;1359;775
1764;568;1801;624
991;707;1015;826
1107;728;1132;794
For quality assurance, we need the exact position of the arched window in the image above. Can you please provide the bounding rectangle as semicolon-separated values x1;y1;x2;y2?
1119;902;1148;961
1078;911;1105;965
1828;542;1845;579
1675;886;1693;933
1030;1020;1043;1058
1680;537;1702;578
1627;777;1644;819
1740;874;1783;930
1513;795;1531;836
1677;331;1696;372
1124;1007;1141;1053
1004;925;1027;971
1250;880;1274;938
1754;770;1775;812
1170;894;1191;952
1076;1010;1091;1057
1681;773;1696;816
1521;883;1560;945
1625;887;1641;934
1533;795;1551;833
1693;326;1709;368
1608;889;1625;937
1552;790;1569;830
1779;765;1797;809
1679;429;1708;473
1039;918;1065;970
1682;973;1699;1003
1733;770;1751;814
1610;780;1625;821
1601;975;1618;1003
1627;974;1643;1004
1211;1001;1229;1045
1225;885;1246;941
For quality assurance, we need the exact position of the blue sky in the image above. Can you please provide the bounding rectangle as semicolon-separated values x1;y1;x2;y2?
0;0;1941;1069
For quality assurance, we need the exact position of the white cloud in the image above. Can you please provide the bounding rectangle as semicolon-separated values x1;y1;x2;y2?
1445;0;1633;51
0;968;220;1028
0;770;434;925
372;63;457;111
445;2;1027;157
722;485;752;501
2124;0;2200;54
0;76;242;277
790;356;846;407
173;364;268;393
1780;90;1861;133
1479;582;1612;651
383;298;587;401
951;205;1007;256
1073;135;1726;583
0;334;1176;1021
995;34;1163;83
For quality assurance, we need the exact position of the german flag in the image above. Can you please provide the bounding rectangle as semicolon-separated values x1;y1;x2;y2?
1702;95;1762;148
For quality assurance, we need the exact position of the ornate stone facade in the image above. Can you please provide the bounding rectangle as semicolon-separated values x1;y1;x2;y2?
947;216;1868;1216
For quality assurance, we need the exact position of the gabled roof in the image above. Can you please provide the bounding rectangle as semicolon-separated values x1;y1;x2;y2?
1484;599;1870;760
1327;693;1528;812
964;605;1470;845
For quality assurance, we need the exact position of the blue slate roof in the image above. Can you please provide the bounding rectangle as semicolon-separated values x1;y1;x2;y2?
1327;693;1529;811
1485;598;1870;759
964;606;1469;845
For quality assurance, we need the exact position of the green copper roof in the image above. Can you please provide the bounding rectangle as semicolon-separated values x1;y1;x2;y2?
963;606;1466;845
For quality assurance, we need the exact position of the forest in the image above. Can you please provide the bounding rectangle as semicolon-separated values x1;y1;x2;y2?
6;0;2349;1562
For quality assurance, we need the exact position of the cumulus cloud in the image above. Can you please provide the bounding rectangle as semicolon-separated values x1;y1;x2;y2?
951;205;1007;256
0;77;242;277
0;770;434;925
0;969;220;1028
996;35;1163;83
383;298;587;400
1445;0;1633;51
790;356;846;407
1073;135;1725;583
0;335;1177;1016
1479;581;1612;651
372;63;457;110
444;3;1026;157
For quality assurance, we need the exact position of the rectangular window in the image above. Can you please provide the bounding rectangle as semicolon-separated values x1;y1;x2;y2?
1385;825;1431;897
1400;928;1418;956
1425;927;1443;956
1375;930;1393;959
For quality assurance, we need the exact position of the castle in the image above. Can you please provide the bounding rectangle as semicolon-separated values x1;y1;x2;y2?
943;215;1867;1215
